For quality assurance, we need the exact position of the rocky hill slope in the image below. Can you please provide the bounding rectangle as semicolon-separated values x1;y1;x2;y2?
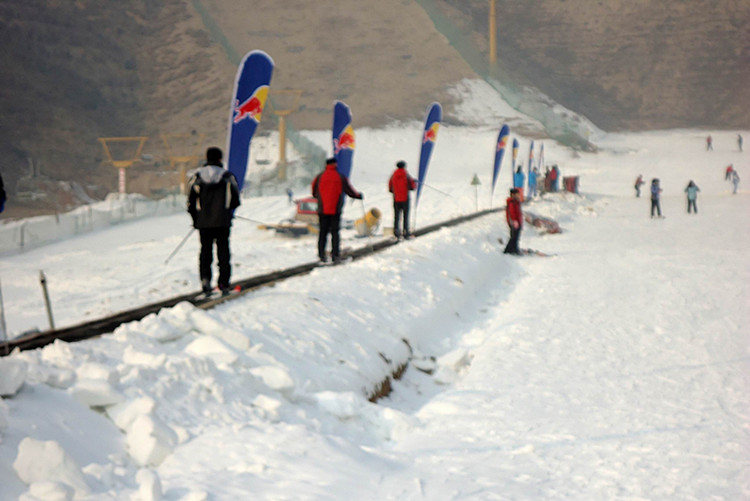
435;0;750;131
0;0;747;218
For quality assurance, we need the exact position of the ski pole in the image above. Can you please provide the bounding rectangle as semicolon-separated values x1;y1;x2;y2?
424;183;455;198
164;228;195;265
235;215;274;226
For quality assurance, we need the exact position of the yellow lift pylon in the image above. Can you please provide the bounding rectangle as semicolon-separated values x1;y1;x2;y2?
98;137;149;194
161;133;204;194
268;89;302;181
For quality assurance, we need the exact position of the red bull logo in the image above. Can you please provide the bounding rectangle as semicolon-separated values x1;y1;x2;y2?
334;125;356;154
423;123;440;144
233;86;269;124
498;135;508;152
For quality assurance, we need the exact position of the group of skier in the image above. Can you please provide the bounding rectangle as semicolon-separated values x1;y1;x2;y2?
187;138;746;292
512;164;561;201
707;133;743;152
635;165;741;219
185;148;422;292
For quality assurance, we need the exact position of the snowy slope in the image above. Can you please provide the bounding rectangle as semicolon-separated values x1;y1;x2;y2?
0;80;748;500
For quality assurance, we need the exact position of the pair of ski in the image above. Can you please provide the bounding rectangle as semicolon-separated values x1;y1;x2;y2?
195;286;242;303
317;257;352;267
497;237;554;257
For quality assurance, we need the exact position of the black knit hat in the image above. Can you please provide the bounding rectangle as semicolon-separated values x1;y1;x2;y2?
396;160;406;168
206;147;223;165
326;157;337;165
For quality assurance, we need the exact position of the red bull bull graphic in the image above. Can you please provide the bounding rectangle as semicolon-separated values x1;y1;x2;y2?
233;86;268;124
226;50;274;191
416;102;442;208
491;124;510;206
332;101;356;179
423;123;439;144
334;125;356;154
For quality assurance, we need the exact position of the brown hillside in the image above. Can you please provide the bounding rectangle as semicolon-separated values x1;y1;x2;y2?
435;0;750;131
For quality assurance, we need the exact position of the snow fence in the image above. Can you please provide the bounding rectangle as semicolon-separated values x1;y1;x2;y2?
0;194;185;255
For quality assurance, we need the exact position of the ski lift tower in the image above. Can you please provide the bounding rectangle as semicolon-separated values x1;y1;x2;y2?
269;89;302;181
98;137;149;195
161;132;204;194
489;0;497;66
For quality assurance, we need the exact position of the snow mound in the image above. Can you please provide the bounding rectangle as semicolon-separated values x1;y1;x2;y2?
13;438;89;497
0;357;27;396
126;415;178;467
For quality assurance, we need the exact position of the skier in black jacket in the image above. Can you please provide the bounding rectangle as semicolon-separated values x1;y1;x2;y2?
187;147;241;294
0;171;6;213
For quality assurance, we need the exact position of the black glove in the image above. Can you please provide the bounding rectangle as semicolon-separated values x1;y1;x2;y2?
359;192;364;200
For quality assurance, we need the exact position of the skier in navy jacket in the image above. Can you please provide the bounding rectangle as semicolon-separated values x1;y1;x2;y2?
187;147;241;294
311;157;362;263
650;178;663;218
0;171;6;213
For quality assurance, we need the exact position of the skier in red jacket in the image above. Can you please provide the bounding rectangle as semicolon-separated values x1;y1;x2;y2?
504;188;523;255
388;160;417;239
311;157;363;263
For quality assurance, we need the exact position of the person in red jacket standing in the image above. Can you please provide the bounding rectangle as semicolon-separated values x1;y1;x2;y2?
504;188;523;255
311;157;363;263
388;160;417;239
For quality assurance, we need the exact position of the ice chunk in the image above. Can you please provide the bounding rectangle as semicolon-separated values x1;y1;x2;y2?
13;438;89;497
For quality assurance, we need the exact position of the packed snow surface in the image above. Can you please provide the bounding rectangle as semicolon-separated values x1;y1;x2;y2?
0;80;748;500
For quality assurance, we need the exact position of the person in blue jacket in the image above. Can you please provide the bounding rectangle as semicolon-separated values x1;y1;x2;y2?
513;167;525;190
684;180;700;214
528;167;538;198
650;178;663;218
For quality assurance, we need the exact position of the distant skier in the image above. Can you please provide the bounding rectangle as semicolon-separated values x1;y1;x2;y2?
706;134;713;151
731;170;740;194
388;160;417;240
504;188;523;255
286;187;294;205
725;164;734;181
312;157;363;263
187;147;241;295
550;165;560;192
0;171;6;213
634;174;644;197
528;167;538;198
738;134;743;152
684;180;700;214
513;167;525;200
650;178;663;218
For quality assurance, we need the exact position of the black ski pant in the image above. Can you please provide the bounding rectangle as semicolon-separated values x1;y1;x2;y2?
318;213;341;261
199;227;231;289
504;226;521;255
393;200;410;237
651;199;662;217
687;199;697;214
